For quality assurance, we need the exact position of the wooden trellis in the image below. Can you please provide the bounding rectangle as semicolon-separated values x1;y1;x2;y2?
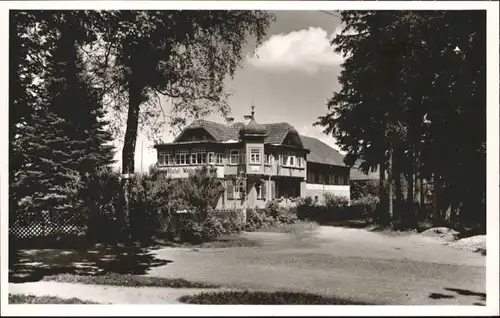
9;210;87;239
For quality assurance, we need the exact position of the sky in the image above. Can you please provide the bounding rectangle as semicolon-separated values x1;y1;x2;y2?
116;10;345;173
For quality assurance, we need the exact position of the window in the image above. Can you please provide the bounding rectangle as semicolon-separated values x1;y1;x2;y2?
208;152;215;164
338;175;345;185
281;152;288;166
249;148;261;164
197;152;207;164
158;153;166;165
216;153;224;165
175;149;189;165
165;153;173;165
190;153;197;164
329;174;335;185
256;182;267;200
307;171;314;183
233;181;245;199
319;174;325;184
281;152;296;167
230;150;239;165
298;156;304;168
264;154;273;165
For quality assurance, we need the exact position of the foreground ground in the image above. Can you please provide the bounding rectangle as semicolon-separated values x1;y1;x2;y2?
9;226;485;305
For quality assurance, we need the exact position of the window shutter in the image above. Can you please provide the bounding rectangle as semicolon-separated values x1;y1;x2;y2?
271;181;275;199
227;179;234;199
262;181;267;200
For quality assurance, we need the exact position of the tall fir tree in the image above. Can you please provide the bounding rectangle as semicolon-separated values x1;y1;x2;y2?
11;12;115;222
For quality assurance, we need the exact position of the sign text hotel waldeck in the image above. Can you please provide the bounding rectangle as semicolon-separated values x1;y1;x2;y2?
163;166;224;179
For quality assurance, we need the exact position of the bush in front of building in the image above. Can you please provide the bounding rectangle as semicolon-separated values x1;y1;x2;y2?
210;209;245;234
324;193;349;211
244;200;298;232
296;194;356;224
349;194;379;219
245;208;274;231
177;210;245;244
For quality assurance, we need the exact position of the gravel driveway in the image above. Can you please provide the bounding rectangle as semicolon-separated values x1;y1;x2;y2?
147;226;486;305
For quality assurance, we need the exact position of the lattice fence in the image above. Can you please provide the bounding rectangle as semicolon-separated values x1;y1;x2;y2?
10;210;88;239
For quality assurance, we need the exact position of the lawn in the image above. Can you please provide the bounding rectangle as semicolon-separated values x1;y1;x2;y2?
255;221;318;235
42;273;221;288
9;294;98;304
178;290;371;305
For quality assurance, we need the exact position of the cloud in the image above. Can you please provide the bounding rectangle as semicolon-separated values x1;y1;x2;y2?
246;26;345;74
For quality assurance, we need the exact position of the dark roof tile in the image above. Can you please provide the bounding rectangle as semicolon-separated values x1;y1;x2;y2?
300;135;346;167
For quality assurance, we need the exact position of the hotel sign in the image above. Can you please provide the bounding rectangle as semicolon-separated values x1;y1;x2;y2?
163;166;224;179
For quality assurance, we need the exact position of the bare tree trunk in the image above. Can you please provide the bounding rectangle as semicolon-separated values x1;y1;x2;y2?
378;163;386;219
432;173;440;226
121;72;144;243
388;145;393;222
407;146;415;206
414;170;421;223
394;170;403;221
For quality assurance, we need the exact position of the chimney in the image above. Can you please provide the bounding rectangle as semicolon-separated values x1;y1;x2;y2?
226;117;234;125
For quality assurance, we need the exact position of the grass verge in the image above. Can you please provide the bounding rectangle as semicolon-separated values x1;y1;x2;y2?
257;221;318;235
42;273;220;288
153;235;259;249
199;236;260;248
178;291;371;305
9;294;98;304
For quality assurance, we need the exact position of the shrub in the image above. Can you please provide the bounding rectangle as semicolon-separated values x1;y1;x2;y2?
275;206;298;225
200;217;226;241
265;199;280;217
177;166;225;223
179;218;204;244
297;194;355;224
303;196;314;206
324;193;349;211
81;168;122;244
210;209;245;234
350;180;380;200
245;208;277;231
244;202;300;232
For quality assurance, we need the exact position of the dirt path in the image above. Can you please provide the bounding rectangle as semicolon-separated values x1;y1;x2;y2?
146;226;485;305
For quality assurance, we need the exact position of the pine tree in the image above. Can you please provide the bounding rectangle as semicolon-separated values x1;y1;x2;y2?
11;12;115;223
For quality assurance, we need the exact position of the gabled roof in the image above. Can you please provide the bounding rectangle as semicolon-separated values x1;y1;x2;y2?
262;122;296;144
174;119;239;142
176;120;297;145
300;135;346;167
169;120;347;167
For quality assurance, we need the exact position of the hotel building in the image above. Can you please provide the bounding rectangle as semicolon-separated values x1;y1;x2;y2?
154;110;350;209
